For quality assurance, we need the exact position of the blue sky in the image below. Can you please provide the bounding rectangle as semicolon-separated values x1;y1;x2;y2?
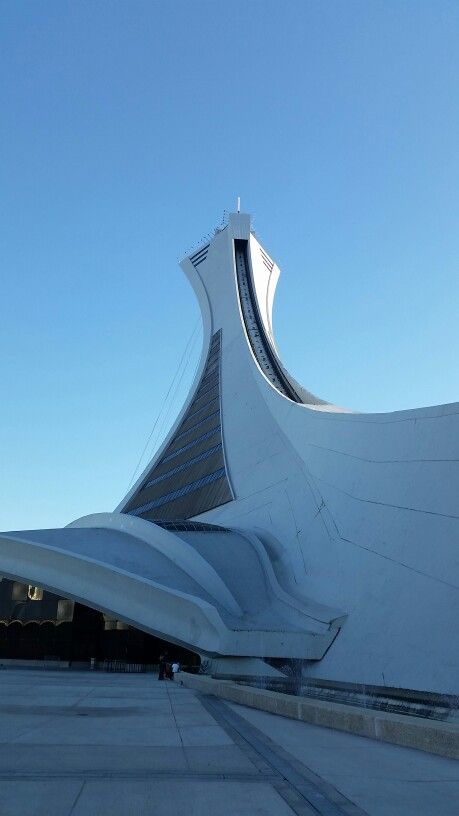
1;0;458;530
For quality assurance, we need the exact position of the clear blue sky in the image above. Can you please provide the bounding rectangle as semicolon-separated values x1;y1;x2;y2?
1;1;458;530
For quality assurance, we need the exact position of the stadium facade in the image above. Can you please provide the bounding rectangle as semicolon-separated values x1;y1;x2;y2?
0;212;457;691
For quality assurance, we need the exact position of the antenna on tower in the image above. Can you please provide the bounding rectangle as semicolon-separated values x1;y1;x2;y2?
237;196;240;213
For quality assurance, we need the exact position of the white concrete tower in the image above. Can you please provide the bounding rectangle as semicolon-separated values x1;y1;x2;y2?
0;211;458;692
120;211;459;693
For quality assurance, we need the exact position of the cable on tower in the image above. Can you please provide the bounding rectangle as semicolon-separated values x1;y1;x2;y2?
125;319;201;492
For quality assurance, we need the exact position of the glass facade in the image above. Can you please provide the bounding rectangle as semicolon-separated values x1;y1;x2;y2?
128;467;227;516
123;330;233;521
144;443;222;489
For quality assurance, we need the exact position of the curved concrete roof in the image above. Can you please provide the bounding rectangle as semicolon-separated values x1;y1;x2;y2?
0;515;338;659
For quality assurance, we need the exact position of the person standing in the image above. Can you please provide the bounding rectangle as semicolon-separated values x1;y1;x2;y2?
158;653;166;681
171;661;179;681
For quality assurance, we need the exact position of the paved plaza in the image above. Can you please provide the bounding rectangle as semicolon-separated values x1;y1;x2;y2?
0;670;457;816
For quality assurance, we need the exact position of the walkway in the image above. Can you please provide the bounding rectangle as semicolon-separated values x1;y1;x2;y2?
0;670;457;815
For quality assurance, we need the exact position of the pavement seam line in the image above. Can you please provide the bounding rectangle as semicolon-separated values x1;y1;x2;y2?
198;694;274;776
165;679;191;771
67;780;85;816
0;770;280;781
200;694;371;816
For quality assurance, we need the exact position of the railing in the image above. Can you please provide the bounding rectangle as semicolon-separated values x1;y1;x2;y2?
234;674;459;723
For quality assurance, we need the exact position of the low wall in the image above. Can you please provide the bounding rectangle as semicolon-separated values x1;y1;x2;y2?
0;659;70;669
180;672;459;760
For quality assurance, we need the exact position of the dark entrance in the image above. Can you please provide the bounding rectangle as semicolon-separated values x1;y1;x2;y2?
0;578;199;668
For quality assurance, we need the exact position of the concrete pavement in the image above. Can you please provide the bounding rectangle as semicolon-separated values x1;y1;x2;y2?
229;701;459;816
0;669;457;815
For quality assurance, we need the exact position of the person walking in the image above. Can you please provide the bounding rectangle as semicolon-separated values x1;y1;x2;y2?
171;661;179;681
